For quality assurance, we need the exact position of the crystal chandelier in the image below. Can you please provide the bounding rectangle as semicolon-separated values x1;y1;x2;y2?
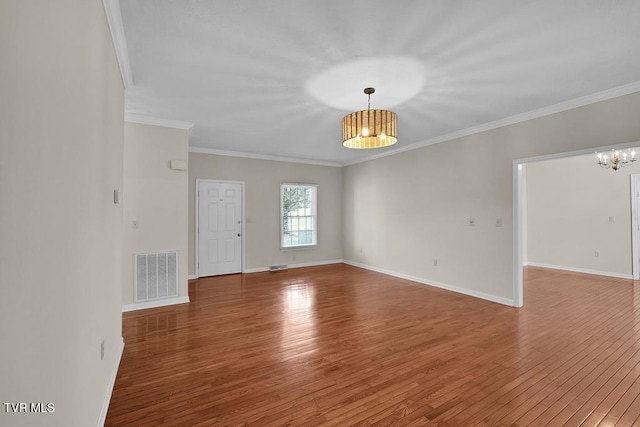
597;149;637;171
342;88;397;149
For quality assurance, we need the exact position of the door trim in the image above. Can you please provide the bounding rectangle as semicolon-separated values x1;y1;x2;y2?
195;179;245;278
632;174;640;280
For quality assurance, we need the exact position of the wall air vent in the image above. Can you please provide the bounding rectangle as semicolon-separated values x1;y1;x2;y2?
135;251;178;302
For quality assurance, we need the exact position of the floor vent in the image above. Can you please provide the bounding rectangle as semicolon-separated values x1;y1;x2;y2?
135;251;179;302
269;265;288;271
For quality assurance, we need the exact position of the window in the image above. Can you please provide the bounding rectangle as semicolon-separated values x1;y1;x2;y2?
281;184;317;248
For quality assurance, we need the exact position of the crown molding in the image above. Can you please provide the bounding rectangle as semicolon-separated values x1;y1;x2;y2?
102;0;133;88
125;113;195;132
343;81;640;166
189;146;342;168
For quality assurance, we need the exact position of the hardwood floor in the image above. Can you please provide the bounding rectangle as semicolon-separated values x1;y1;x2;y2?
106;264;640;426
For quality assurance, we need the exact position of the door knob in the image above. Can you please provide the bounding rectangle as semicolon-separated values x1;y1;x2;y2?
237;233;241;237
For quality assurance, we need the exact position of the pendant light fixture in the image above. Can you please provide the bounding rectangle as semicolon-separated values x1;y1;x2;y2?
342;88;397;149
597;149;637;171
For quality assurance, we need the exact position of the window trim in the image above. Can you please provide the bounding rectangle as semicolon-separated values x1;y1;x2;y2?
280;183;318;250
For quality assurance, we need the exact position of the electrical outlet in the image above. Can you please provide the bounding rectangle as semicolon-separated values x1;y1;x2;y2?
101;340;104;361
469;218;476;227
496;218;503;227
594;251;600;258
433;259;438;267
292;255;296;261
359;247;363;253
609;216;615;223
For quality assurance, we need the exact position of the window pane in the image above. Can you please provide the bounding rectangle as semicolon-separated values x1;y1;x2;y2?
281;184;317;248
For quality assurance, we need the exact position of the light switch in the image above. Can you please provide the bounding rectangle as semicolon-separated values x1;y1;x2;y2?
496;218;503;227
469;218;476;227
133;220;139;229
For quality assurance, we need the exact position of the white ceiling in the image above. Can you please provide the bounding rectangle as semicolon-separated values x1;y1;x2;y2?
118;0;640;165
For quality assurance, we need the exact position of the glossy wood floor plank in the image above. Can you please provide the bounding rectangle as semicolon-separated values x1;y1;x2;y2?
106;265;640;426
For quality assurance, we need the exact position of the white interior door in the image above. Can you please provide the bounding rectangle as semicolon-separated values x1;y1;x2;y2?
198;181;242;276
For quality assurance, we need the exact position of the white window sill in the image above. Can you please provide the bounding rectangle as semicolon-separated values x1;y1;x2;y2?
280;244;317;251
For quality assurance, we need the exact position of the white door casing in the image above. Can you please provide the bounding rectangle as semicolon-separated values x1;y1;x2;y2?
197;180;243;276
631;174;640;280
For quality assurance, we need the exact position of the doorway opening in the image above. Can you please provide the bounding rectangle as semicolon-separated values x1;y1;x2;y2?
514;141;640;307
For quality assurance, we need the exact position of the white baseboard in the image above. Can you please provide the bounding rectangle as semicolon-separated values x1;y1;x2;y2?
188;274;198;280
343;260;514;307
289;259;344;269
244;259;344;274
525;262;633;280
244;266;270;273
122;296;190;312
97;337;124;427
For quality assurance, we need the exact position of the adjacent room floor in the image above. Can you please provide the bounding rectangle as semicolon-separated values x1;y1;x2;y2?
106;264;640;426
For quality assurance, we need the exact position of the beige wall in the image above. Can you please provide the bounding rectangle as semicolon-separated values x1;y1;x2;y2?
0;1;124;426
343;92;640;303
526;153;636;276
188;153;343;274
123;122;189;306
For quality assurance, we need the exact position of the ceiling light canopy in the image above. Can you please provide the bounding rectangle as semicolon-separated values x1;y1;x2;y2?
342;88;397;149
